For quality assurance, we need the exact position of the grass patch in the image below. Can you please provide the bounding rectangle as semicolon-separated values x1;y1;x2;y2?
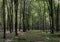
0;30;60;42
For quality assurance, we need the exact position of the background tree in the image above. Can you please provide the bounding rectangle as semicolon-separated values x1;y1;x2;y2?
14;0;18;36
49;0;54;34
3;0;6;39
56;1;59;32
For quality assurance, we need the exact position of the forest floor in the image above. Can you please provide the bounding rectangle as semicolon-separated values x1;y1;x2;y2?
0;30;60;42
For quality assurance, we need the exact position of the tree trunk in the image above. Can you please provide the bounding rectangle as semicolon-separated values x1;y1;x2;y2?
3;0;6;39
14;0;18;36
49;0;54;34
23;0;26;32
56;3;59;32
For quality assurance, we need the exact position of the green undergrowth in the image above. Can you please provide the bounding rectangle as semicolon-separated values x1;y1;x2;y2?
13;30;60;42
0;30;60;42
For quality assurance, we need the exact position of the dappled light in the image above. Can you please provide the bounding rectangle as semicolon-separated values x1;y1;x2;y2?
0;0;60;42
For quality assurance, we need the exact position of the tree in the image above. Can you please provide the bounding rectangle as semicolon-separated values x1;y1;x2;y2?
43;1;45;31
19;0;22;31
7;0;13;33
49;0;54;34
56;1;59;32
3;0;6;39
14;0;18;36
9;0;13;33
23;0;26;32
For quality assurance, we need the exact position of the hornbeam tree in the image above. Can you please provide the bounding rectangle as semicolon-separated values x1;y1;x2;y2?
10;0;13;33
19;0;22;31
14;0;18;36
3;0;6;39
56;1;59;32
49;0;54;34
43;1;45;31
7;0;13;33
23;0;26;32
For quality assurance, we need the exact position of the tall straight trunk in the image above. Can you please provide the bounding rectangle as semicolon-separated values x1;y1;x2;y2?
27;6;30;30
49;0;54;34
19;0;23;31
47;0;52;32
3;0;6;39
8;8;11;33
26;10;29;30
31;7;33;30
38;3;41;30
14;0;18;36
43;1;45;31
9;3;12;33
19;0;22;31
56;3;59;32
7;1;9;30
26;0;30;31
23;0;26;32
10;0;13;33
7;0;13;33
7;8;9;30
43;10;44;31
